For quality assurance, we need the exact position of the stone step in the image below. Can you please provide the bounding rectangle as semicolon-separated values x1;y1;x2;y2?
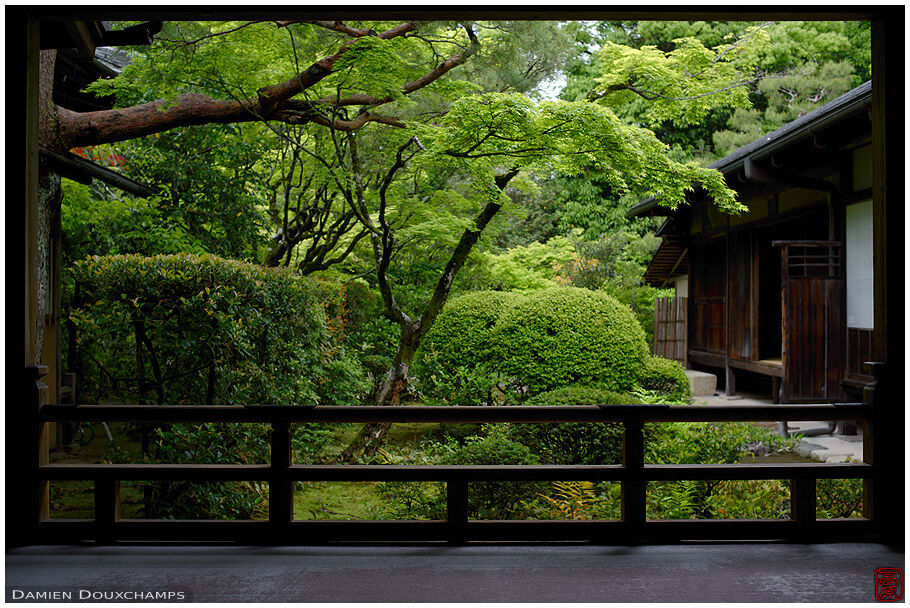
685;370;717;397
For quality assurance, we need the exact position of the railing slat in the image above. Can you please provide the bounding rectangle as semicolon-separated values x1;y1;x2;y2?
93;479;119;543
791;478;817;534
446;480;469;543
39;403;870;423
40;462;873;482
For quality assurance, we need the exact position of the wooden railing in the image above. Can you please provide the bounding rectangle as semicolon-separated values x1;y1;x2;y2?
35;402;874;544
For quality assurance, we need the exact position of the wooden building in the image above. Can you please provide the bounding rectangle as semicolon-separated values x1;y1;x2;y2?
632;82;875;404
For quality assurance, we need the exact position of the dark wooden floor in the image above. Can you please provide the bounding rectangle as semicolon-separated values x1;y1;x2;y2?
6;542;904;602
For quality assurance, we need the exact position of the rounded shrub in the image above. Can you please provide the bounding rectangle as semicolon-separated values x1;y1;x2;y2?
489;286;649;396
440;435;542;519
414;291;525;404
417;290;525;370
510;387;642;465
638;356;692;404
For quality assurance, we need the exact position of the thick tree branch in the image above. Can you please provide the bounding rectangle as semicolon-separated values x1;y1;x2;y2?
255;21;421;113
297;20;423;40
58;21;475;148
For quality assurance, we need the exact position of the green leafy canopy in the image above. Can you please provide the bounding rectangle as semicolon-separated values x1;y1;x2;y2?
421;92;744;213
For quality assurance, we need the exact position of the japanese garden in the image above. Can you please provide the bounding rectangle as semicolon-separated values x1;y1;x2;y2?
46;18;872;525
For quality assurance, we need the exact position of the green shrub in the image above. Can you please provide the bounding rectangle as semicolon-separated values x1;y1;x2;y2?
441;435;542;519
816;478;864;518
523;386;638;407
70;253;368;519
637;356;692;404
415;291;525;405
489;286;649;396
71;253;368;407
510;387;639;465
600;283;674;348
646;422;800;519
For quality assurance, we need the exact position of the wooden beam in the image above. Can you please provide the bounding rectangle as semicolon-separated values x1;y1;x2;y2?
63;21;100;59
40;150;156;198
728;358;784;378
38;403;871;424
39;462;872;483
35;517;877;545
25;7;886;22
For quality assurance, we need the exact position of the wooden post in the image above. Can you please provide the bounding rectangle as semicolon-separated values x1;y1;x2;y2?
724;232;734;396
446;479;469;544
28;364;50;546
95;479;120;543
269;422;293;535
622;419;646;537
790;478;816;539
868;15;902;544
779;244;790;404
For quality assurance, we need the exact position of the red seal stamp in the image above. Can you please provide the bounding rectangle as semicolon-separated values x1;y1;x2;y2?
875;567;903;601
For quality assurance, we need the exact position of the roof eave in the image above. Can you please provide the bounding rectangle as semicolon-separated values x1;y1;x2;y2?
628;81;872;219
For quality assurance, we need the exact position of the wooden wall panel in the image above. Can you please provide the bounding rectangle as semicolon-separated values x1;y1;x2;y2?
846;328;874;379
727;231;754;360
690;241;726;354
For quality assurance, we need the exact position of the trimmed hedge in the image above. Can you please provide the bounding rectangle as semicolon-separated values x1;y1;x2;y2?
416;290;525;371
489;286;649;395
638;356;692;404
69;253;368;519
511;386;642;465
71;253;368;407
414;291;525;404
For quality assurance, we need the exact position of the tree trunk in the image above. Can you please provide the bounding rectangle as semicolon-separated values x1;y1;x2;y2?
339;321;422;461
338;170;519;463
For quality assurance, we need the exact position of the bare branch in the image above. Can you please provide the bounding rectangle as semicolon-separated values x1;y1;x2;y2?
158;21;266;48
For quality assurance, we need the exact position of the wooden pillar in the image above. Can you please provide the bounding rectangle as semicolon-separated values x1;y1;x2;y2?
724;229;734;396
10;17;49;548
866;15;903;542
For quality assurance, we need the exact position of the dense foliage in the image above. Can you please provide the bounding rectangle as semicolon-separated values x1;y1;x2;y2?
69;253;366;518
70;253;367;406
414;290;525;405
637;356;692;405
